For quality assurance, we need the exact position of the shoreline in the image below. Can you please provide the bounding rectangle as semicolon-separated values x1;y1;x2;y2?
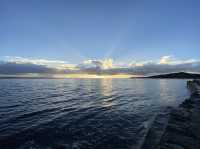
142;80;200;149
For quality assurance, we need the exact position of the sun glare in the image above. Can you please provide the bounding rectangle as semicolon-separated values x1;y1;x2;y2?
52;74;140;79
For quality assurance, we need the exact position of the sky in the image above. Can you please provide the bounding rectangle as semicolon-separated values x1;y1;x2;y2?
0;0;200;76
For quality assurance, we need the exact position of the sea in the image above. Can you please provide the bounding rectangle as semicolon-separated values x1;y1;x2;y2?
0;79;189;149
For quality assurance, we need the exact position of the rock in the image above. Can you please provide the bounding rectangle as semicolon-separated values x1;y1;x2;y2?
158;143;185;149
143;80;200;149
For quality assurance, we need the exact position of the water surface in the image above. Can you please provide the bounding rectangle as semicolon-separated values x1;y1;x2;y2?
0;79;189;149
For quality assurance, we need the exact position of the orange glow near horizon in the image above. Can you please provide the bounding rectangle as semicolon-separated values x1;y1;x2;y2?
0;73;144;79
52;74;142;78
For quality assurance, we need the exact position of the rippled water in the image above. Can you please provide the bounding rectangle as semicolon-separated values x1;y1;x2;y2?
0;79;189;149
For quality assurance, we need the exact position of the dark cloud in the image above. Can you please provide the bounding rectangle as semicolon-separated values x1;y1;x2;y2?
0;62;60;74
130;62;200;75
76;61;200;75
0;60;200;76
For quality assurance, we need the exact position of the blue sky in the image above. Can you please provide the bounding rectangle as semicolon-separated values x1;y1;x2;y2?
1;0;200;62
0;0;200;76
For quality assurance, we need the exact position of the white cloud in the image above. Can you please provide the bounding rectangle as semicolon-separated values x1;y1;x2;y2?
81;59;113;69
101;59;113;69
159;56;172;64
129;60;153;67
4;56;76;70
1;56;200;75
158;56;200;65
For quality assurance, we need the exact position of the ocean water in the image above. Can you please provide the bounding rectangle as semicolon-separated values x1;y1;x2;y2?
0;79;189;149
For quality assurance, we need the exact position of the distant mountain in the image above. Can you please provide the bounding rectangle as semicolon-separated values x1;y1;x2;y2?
148;72;200;79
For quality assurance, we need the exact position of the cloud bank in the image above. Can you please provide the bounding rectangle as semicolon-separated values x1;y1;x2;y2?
0;56;200;76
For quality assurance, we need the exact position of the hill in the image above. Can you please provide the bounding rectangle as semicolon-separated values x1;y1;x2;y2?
148;72;200;79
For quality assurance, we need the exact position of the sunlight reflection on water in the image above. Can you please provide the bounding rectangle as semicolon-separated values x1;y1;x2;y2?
0;79;189;149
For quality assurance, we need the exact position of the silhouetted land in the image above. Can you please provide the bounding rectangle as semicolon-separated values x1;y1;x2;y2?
147;72;200;79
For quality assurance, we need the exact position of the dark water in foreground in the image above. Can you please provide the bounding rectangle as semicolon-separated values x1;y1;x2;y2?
0;79;189;149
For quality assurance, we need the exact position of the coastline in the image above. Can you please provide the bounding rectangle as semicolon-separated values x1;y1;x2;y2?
142;80;200;149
